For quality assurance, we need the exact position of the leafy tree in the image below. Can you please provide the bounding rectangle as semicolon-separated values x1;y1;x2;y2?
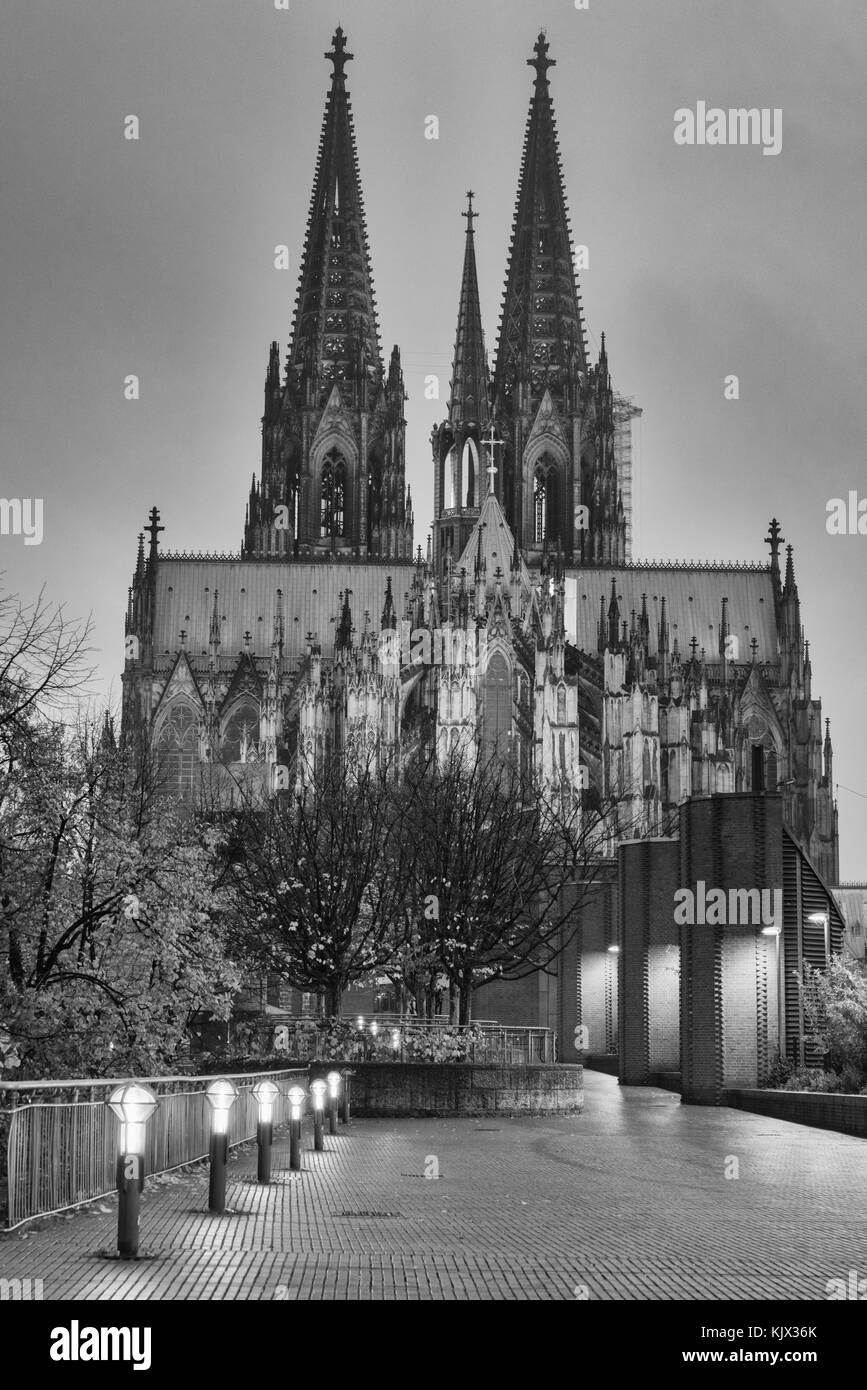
801;955;867;1079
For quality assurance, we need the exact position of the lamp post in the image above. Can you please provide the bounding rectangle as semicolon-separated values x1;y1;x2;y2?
310;1078;327;1151
288;1085;305;1170
205;1077;238;1214
106;1082;158;1260
252;1078;279;1184
326;1071;341;1135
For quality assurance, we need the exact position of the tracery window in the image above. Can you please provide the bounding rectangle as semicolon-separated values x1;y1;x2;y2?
222;703;260;764
155;702;198;799
320;449;347;537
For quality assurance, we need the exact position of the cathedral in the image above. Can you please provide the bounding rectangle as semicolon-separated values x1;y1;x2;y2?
122;29;843;1099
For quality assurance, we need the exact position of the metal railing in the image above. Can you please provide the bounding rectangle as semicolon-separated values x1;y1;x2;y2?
0;1067;306;1230
274;1019;557;1065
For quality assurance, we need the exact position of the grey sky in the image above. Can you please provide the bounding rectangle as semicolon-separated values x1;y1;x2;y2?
1;0;865;873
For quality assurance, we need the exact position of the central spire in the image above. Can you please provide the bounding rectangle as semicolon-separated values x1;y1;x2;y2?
449;192;490;429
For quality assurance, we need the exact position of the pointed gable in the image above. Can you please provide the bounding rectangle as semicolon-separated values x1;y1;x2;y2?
310;384;358;458
523;387;570;458
455;488;531;601
153;650;205;720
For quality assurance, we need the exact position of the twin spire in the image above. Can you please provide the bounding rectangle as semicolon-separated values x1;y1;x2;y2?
447;32;588;425
287;25;381;396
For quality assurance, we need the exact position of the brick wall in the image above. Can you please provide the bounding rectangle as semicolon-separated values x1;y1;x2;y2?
619;838;680;1083
679;795;782;1103
725;1088;867;1140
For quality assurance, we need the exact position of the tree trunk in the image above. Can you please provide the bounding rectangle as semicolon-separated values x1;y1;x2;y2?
325;981;343;1018
459;979;472;1026
448;986;458;1024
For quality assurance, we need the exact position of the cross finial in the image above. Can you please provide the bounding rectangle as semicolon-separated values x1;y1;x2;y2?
146;506;164;552
326;26;353;81
529;31;555;84
462;190;477;234
484;422;502;492
765;517;784;559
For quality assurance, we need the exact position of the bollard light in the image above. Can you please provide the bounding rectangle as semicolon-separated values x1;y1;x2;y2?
356;1015;365;1030
107;1082;158;1260
370;1021;379;1037
205;1077;238;1214
252;1078;280;1184
288;1084;305;1171
339;1067;352;1126
326;1070;341;1136
310;1078;327;1152
391;1029;400;1050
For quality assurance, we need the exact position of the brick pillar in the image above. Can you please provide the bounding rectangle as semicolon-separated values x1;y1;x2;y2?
579;872;619;1061
679;794;782;1104
619;839;681;1084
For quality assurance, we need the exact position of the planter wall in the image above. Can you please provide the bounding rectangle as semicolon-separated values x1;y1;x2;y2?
310;1062;584;1117
724;1088;867;1140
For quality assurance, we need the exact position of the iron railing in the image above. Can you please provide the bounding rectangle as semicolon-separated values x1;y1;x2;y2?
0;1067;306;1230
274;1019;558;1065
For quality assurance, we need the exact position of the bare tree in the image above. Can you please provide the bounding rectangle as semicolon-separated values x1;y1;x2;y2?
225;751;416;1016
395;744;641;1023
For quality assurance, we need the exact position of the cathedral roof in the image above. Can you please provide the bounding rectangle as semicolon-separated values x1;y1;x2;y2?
150;558;413;669
453;486;531;600
566;566;779;666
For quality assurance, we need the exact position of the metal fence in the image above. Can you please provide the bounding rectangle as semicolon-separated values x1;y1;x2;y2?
0;1068;306;1230
279;1019;557;1064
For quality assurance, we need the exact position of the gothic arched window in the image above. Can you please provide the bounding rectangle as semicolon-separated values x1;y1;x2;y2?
534;469;547;543
222;703;260;764
155;702;198;799
461;438;479;507
557;684;567;724
320;449;347;538
534;456;560;545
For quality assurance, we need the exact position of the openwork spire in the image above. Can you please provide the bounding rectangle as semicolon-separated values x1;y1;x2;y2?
493;31;587;414
287;27;382;391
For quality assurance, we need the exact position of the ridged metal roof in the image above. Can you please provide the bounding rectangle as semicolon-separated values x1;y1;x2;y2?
153;559;414;665
565;566;779;663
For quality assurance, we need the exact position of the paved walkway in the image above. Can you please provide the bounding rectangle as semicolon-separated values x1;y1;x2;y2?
1;1072;865;1300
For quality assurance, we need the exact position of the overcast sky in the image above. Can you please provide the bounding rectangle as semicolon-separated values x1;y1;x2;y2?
1;0;865;875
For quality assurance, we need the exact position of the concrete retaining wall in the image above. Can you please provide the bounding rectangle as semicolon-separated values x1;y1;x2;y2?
725;1088;867;1140
310;1063;584;1117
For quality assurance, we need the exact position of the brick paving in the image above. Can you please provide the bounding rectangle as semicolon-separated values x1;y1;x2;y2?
1;1071;865;1300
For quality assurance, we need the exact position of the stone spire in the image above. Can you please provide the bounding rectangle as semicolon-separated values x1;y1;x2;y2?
287;26;381;395
449;192;490;430
492;31;587;418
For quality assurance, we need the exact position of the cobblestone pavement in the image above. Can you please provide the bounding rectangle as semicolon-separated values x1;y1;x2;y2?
1;1071;865;1300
